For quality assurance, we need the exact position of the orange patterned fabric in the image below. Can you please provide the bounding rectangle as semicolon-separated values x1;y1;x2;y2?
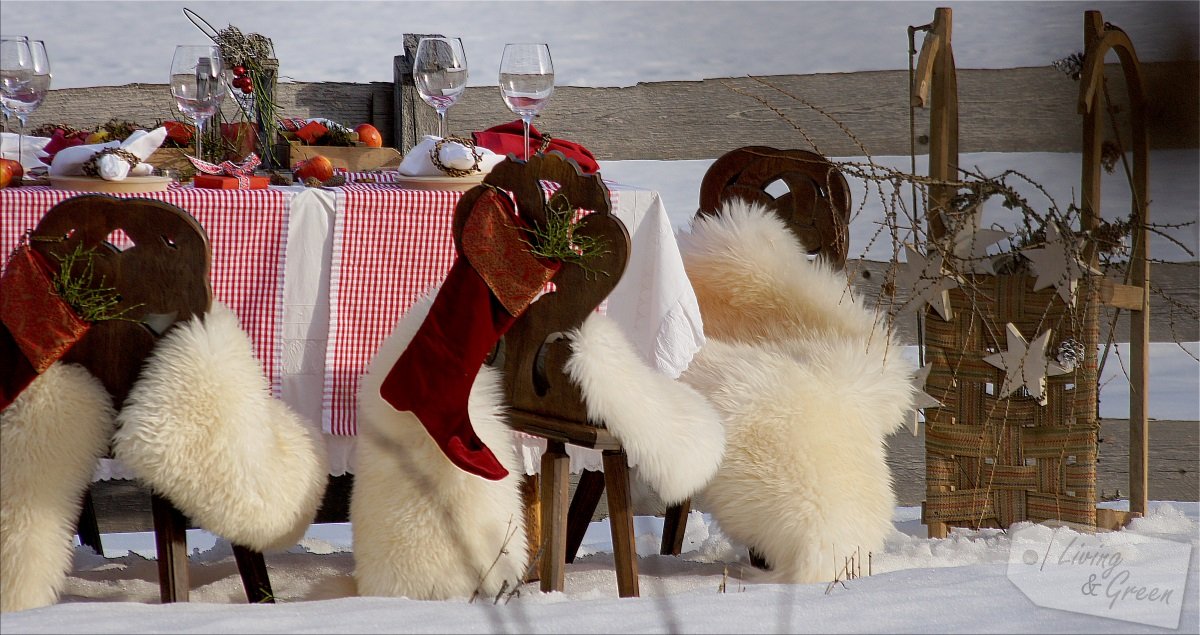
462;188;560;317
0;243;90;373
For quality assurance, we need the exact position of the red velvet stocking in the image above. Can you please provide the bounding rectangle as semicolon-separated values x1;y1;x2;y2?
378;258;515;480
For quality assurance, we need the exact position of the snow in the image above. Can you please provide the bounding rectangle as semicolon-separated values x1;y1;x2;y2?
2;503;1195;633
0;2;1196;632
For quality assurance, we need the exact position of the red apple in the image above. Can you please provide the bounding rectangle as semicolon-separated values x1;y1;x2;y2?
294;155;334;182
0;158;23;188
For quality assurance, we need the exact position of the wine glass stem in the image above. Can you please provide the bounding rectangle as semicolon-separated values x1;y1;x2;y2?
521;116;532;160
436;110;447;138
16;115;27;173
194;116;207;162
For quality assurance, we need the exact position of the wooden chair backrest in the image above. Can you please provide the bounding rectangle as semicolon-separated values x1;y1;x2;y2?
452;153;630;424
30;195;212;407
698;146;852;268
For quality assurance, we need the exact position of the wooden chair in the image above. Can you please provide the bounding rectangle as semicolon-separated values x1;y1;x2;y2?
30;194;273;604
452;152;643;597
659;146;854;564
698;145;852;269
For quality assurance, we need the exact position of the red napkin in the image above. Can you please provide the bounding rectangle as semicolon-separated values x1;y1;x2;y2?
473;121;599;174
40;129;90;165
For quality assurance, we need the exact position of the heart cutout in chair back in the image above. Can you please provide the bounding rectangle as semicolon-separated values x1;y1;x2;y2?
462;187;561;317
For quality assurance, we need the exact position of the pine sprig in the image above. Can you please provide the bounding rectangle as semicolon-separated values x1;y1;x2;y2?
521;192;610;275
50;244;141;322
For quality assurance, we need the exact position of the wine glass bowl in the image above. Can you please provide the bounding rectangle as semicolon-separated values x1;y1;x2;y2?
413;37;468;138
170;44;226;162
498;43;554;161
1;35;45;170
0;36;33;122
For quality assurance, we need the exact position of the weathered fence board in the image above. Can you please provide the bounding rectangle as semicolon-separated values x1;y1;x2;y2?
16;62;1196;160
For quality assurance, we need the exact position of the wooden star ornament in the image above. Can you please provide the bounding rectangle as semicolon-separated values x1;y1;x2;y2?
936;210;1010;274
906;362;945;436
982;323;1072;406
1020;223;1101;305
894;244;961;321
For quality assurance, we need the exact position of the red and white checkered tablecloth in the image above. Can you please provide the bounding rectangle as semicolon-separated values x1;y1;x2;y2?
322;181;621;436
1;186;293;393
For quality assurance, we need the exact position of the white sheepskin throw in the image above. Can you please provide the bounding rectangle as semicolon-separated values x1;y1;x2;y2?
352;293;528;601
679;199;915;583
112;302;328;552
565;313;725;505
2;363;113;613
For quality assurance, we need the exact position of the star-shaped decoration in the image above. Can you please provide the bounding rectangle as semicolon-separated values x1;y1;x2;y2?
935;210;1010;274
982;323;1072;406
1020;223;1101;305
894;244;961;321
906;362;945;436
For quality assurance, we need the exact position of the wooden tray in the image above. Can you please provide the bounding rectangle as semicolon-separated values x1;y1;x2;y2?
49;175;173;193
392;173;485;192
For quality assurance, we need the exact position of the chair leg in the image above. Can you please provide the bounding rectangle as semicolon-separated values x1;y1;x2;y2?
76;488;104;555
150;493;189;603
520;474;541;582
233;545;274;603
602;450;639;598
660;499;691;556
538;441;570;593
565;469;605;563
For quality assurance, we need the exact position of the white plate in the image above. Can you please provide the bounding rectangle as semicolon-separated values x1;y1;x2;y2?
49;175;173;193
392;173;486;192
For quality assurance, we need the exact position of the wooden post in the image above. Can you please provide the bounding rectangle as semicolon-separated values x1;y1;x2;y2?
1078;10;1151;518
914;7;958;242
914;7;956;539
393;33;443;153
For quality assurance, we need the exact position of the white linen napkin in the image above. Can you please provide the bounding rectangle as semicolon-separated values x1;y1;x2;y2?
0;132;51;171
49;127;167;180
397;135;503;177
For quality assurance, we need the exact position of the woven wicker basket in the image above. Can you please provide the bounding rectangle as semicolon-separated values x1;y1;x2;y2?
921;267;1101;531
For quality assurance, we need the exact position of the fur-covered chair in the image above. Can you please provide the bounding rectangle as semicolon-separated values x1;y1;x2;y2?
678;198;915;584
352;154;725;600
1;196;327;612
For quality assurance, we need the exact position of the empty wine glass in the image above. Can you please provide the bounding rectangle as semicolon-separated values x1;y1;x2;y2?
0;35;34;165
413;37;468;138
499;43;554;161
170;44;226;162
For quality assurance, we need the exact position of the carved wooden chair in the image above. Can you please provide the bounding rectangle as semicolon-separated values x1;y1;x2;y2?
660;146;854;563
698;145;852;269
31;194;273;604
452;152;644;597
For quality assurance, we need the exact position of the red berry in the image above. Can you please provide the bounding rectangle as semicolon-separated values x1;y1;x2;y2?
240;83;254;94
233;65;247;77
232;75;251;89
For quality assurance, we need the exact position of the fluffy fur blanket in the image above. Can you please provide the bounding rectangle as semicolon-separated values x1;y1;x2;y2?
353;286;725;600
352;293;529;601
565;312;724;505
113;302;328;552
678;199;915;584
1;363;113;613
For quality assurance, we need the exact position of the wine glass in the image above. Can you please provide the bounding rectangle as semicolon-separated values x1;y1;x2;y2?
0;35;34;164
498;43;554;161
413;37;468;138
170;44;226;162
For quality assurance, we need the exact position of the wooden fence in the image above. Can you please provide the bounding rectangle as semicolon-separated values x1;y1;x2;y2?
14;61;1198;160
